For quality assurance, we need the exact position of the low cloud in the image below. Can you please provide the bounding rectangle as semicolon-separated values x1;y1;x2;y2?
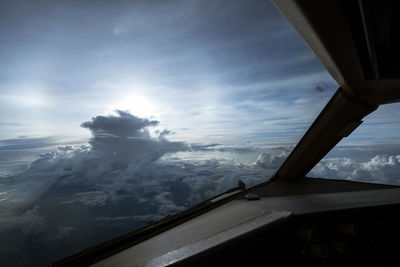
309;154;400;185
0;111;287;266
253;149;289;169
2;111;399;267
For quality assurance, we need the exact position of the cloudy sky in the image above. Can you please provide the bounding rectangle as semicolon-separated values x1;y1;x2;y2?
0;0;399;266
1;0;398;145
0;0;337;143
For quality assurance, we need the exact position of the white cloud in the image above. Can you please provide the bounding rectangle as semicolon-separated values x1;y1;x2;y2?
253;149;289;169
309;154;400;185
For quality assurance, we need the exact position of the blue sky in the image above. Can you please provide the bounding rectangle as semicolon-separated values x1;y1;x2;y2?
0;0;398;149
0;0;340;146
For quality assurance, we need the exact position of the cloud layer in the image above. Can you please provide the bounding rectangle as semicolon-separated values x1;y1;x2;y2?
0;111;284;266
309;154;400;185
0;111;399;267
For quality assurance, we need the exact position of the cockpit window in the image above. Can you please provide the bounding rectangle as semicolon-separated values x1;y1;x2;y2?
0;0;337;265
308;102;400;185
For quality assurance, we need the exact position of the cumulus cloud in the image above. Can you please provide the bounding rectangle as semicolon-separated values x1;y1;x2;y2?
3;111;399;267
81;110;158;138
0;111;284;266
253;149;289;169
80;110;186;163
309;154;400;185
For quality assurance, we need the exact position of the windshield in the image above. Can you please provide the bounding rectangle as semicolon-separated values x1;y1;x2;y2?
0;0;337;266
308;102;400;186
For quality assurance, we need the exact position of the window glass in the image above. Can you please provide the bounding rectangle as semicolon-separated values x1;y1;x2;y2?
0;0;337;265
308;103;400;185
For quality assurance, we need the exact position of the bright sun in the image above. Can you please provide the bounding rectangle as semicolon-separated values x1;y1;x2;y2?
109;94;157;118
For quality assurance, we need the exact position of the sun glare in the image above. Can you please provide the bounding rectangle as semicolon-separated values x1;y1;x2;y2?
109;94;157;118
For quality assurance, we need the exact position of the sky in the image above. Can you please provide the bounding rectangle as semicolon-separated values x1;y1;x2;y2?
1;0;398;146
0;0;338;144
0;0;400;266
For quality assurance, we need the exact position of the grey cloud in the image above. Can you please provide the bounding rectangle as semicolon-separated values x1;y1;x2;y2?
54;226;76;240
94;214;161;222
81;110;158;138
80;110;186;163
0;136;59;151
60;191;111;207
20;205;46;235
